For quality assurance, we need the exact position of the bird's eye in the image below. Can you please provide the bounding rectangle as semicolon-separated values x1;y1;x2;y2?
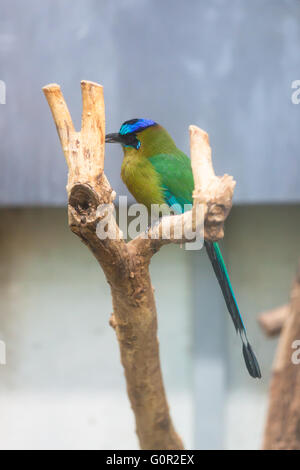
123;134;140;149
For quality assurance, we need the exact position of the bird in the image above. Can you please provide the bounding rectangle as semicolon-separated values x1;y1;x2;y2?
105;118;261;379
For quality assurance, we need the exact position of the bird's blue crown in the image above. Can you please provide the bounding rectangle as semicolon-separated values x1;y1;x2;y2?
119;118;156;136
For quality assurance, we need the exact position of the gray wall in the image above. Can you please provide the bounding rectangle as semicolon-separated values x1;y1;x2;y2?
224;205;300;449
193;205;300;449
0;205;298;449
0;209;194;449
1;0;300;205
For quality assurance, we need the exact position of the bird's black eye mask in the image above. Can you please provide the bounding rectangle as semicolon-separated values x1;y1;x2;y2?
122;133;141;149
105;131;140;149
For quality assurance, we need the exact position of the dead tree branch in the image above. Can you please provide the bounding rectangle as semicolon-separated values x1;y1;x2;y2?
262;262;300;450
258;304;290;337
43;80;235;450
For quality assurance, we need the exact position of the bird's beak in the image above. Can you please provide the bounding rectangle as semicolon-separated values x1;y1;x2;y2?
105;133;123;144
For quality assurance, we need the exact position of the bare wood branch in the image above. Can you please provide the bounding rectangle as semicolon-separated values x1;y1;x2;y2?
189;125;236;241
258;304;290;337
43;80;237;450
262;262;300;450
43;81;183;450
43;83;75;163
190;125;215;191
80;80;105;173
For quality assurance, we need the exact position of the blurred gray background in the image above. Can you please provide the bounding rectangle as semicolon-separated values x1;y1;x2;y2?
0;0;299;450
1;0;300;204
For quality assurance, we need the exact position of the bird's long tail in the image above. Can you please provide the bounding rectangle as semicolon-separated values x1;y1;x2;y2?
204;241;261;379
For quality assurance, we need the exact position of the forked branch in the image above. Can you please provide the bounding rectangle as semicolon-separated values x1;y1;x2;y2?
43;80;235;450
